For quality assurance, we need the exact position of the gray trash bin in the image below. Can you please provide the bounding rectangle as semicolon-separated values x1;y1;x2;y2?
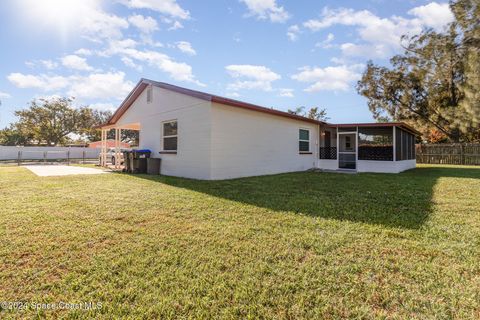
147;158;161;175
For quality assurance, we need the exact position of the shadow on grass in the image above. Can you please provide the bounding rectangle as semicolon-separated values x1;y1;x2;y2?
129;166;480;229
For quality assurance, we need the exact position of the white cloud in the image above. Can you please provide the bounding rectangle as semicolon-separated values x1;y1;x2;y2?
97;38;203;86
25;60;58;70
340;43;390;59
408;2;454;32
128;14;159;33
0;91;11;99
74;48;93;56
41;60;59;70
226;92;241;98
279;88;294;97
168;20;184;30
90;102;117;112
226;64;281;91
99;38;138;57
61;55;94;71
287;24;300;41
330;57;346;65
121;48;204;85
315;33;335;49
69;72;135;100
291;64;364;92
176;41;196;55
7;73;70;91
303;3;454;58
123;0;190;20
121;57;143;72
7;71;134;100
240;0;290;23
79;9;129;41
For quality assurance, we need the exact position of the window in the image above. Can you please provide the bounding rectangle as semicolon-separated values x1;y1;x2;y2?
146;85;153;103
299;129;310;152
162;120;177;151
358;127;393;161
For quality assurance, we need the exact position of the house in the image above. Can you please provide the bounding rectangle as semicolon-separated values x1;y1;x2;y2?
88;140;130;149
98;78;419;179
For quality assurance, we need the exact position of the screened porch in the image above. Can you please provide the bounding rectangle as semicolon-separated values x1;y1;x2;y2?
318;123;419;173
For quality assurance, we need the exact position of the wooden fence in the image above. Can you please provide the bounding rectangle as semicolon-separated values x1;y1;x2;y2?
416;143;480;165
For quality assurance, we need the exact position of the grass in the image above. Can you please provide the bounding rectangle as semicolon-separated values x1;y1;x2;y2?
0;164;479;319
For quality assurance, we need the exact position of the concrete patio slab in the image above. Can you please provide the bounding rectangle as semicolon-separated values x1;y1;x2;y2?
24;165;110;177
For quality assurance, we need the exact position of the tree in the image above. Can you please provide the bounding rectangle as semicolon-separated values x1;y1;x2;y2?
307;107;330;121
79;109;114;142
452;0;480;141
356;0;480;142
0;125;32;146
10;97;92;146
0;97;138;146
287;106;305;116
288;106;329;121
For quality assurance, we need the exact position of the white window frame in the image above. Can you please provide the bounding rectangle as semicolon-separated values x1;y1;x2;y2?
299;128;311;153
146;85;153;104
162;120;178;152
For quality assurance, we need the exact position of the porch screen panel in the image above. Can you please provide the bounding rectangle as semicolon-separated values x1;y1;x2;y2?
395;128;416;160
408;132;415;159
395;127;402;160
358;127;393;161
402;129;408;160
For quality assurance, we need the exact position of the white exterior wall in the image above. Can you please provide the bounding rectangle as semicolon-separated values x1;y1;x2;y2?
117;86;212;180
395;159;416;172
318;159;337;171
209;102;318;180
318;159;416;173
357;159;416;173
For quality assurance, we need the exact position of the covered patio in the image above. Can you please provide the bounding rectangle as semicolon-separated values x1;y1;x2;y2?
98;122;140;170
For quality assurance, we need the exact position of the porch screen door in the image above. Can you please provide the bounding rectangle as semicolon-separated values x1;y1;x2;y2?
338;133;356;169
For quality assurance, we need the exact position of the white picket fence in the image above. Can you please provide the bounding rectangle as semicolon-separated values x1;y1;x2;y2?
0;146;101;165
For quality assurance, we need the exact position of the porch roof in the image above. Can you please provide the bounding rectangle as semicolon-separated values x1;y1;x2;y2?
326;122;421;136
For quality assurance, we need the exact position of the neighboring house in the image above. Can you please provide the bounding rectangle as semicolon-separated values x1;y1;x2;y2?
98;79;419;180
88;140;130;149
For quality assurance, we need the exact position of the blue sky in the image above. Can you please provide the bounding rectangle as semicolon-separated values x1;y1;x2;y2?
0;0;454;127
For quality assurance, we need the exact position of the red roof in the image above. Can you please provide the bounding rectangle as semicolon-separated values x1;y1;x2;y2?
101;79;328;128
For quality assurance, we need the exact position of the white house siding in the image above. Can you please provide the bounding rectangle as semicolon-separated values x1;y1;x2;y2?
117;86;213;180
395;159;416;172
209;102;318;180
357;159;416;173
318;159;338;171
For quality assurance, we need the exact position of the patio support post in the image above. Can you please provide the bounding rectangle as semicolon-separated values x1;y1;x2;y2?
114;128;120;169
101;129;107;167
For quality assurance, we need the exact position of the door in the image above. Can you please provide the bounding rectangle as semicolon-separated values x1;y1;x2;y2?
338;133;356;169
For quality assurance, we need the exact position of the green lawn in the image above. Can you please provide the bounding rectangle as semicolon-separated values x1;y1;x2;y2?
0;165;479;319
